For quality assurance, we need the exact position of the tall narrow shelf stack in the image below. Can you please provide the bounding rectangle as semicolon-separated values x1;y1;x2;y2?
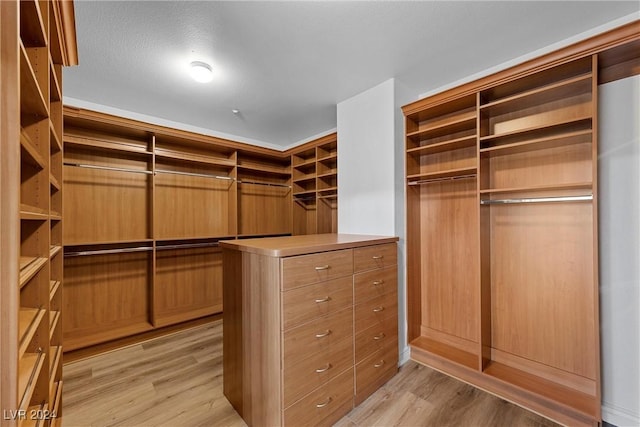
404;24;640;427
1;0;77;425
60;110;339;352
291;133;338;235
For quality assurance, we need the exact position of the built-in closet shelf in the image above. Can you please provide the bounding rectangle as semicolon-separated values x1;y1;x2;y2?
19;0;47;47
407;167;477;183
18;351;46;411
49;346;62;381
407;135;477;156
49;280;61;301
317;154;337;162
64;134;152;155
317;187;338;194
50;122;63;151
20;204;49;221
237;164;290;176
410;336;478;370
406;112;476;140
65;238;154;247
292;174;315;183
49;311;60;339
50;175;61;191
50;246;62;258
318;194;338;200
50;61;62;103
292;158;316;168
479;74;592;114
19;257;48;288
479;182;592;195
293;189;317;197
18;308;46;357
20;131;46;169
480;129;592;156
50;212;62;221
479;117;592;144
19;42;49;123
317;171;337;179
155;150;236;168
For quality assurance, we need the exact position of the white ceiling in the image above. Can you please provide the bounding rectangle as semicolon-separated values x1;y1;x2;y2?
64;1;639;148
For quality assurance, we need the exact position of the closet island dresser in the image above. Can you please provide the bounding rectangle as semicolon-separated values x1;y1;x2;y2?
221;234;399;427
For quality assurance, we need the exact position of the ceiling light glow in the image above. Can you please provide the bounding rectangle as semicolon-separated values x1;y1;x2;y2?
190;61;213;83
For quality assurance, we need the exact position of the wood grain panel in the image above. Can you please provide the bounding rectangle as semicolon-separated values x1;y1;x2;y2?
282;276;353;330
490;202;596;378
154;174;233;239
62;252;152;350
238;184;291;236
353;243;397;273
282;249;353;290
154;247;223;327
419;179;479;343
63;167;150;243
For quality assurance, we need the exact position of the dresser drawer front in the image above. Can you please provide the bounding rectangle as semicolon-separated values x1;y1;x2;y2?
283;276;353;330
355;344;398;405
283;335;353;407
354;291;398;332
282;249;353;290
355;315;398;363
283;307;353;362
353;243;397;273
284;367;354;427
354;265;397;304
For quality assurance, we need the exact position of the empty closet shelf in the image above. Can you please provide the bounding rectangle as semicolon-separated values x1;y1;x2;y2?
480;195;593;205
64;162;152;174
237;179;291;188
64;246;153;257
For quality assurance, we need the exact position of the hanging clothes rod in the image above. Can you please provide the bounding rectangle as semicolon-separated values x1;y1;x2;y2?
64;162;153;175
155;169;234;181
480;194;593;205
408;174;476;186
65;246;153;257
156;242;220;251
237;180;291;188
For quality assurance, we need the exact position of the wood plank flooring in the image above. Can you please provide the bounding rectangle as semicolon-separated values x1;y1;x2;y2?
62;320;559;427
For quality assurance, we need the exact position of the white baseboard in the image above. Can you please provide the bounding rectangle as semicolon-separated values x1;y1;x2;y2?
602;402;640;427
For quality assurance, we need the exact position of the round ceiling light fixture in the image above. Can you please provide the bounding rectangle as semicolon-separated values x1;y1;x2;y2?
189;61;213;83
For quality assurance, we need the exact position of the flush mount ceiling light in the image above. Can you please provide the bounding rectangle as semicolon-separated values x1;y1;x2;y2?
189;61;213;83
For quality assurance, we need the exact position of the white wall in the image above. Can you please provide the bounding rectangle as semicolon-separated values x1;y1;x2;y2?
337;78;412;363
599;74;640;427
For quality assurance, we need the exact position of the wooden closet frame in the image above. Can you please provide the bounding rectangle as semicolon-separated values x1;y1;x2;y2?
403;21;639;427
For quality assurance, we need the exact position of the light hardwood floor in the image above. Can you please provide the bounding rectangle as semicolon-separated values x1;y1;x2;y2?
62;320;558;427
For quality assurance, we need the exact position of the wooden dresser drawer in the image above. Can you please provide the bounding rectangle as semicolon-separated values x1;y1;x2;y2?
355;344;398;405
283;335;353;407
282;249;353;290
282;276;353;330
355;314;398;363
354;291;398;332
283;307;353;362
284;367;354;427
354;265;397;304
353;243;397;273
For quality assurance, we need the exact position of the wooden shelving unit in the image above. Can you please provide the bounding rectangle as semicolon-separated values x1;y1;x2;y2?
0;1;77;424
290;133;338;235
402;27;640;424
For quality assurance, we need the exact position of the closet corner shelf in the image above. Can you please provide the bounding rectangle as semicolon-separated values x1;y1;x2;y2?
19;0;48;48
19;42;49;123
317;153;337;162
19;257;48;288
407;167;477;184
20;131;47;169
20;204;49;221
407;135;477;156
293;158;316;168
480;129;592;156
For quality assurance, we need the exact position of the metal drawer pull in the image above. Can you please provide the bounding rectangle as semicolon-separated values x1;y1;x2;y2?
374;360;385;368
372;255;383;260
315;265;330;271
315;363;332;373
316;397;332;408
373;306;385;313
372;280;384;286
373;333;385;340
315;330;332;338
315;296;331;303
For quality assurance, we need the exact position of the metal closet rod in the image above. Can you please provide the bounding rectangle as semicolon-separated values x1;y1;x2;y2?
64;162;153;175
237;180;291;188
64;246;153;257
155;169;233;181
480;194;593;205
408;174;476;186
156;242;220;251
